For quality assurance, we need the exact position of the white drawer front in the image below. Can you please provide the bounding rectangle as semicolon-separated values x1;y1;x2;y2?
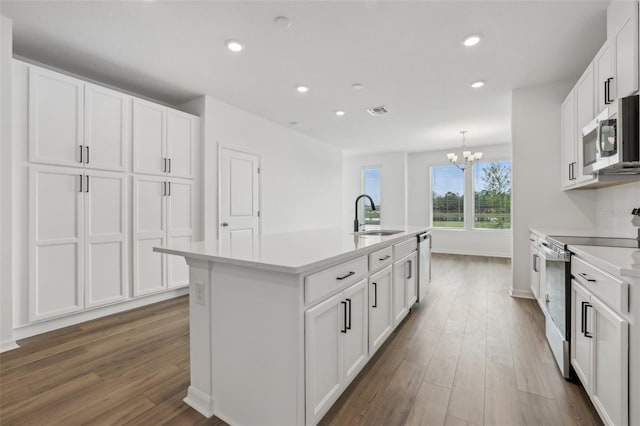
305;256;368;305
393;238;417;261
572;256;628;313
369;246;393;272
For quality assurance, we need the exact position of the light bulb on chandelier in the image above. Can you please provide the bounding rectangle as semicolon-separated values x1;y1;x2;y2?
446;130;482;171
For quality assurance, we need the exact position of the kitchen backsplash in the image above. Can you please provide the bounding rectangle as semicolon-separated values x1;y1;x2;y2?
595;181;640;237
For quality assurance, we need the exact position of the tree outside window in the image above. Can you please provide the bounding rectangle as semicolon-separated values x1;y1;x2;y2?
473;160;511;229
431;165;464;228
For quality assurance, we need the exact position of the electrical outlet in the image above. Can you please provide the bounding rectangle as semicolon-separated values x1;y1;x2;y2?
194;283;205;305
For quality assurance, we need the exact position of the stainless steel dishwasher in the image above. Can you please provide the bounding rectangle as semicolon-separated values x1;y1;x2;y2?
417;232;431;302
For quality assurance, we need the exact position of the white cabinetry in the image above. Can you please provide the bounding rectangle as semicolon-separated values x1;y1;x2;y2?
29;166;127;321
133;99;196;179
574;64;597;186
29;66;130;171
305;279;368;426
368;265;393;355
571;260;629;426
561;90;577;189
595;41;614;113
133;176;193;296
608;0;639;103
392;251;417;325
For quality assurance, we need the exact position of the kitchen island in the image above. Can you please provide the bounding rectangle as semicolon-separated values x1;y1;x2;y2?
154;226;429;425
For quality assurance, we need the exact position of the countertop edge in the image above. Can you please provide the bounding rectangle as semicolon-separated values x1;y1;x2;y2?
154;228;430;275
568;244;640;280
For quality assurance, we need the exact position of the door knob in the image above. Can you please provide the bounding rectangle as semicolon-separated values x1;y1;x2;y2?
221;222;229;227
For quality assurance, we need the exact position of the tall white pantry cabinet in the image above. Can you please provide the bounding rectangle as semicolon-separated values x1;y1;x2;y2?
24;62;199;323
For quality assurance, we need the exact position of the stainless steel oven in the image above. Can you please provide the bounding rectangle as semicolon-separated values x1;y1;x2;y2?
539;239;571;378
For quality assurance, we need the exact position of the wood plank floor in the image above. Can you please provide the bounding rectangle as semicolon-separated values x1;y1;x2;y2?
0;254;601;425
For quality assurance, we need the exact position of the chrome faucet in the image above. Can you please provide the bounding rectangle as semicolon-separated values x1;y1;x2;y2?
354;194;376;232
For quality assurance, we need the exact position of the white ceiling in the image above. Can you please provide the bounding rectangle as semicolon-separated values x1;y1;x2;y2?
1;0;609;154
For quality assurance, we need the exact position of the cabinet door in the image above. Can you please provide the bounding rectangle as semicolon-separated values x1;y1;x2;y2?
610;0;639;99
537;252;547;314
570;280;592;391
133;99;166;176
590;297;629;426
29;66;84;168
166;110;196;179
392;256;409;325
595;41;613;114
84;171;127;307
406;251;417;308
166;179;193;289
575;64;597;185
369;266;393;355
29;166;84;320
342;279;368;386
305;293;344;426
84;83;130;172
132;175;167;296
530;247;540;300
561;90;577;189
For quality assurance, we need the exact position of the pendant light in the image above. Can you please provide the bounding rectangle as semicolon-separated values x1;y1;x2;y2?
446;130;482;171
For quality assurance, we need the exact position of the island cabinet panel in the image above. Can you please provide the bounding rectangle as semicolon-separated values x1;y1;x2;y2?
305;256;367;305
392;251;417;325
369;246;393;272
305;279;368;425
369;265;394;355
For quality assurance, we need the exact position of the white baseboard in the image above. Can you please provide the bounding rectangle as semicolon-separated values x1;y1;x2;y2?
13;287;189;340
509;288;535;299
0;339;19;353
431;249;511;258
184;386;216;418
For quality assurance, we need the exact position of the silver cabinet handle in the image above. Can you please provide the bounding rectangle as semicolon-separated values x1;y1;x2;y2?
168;158;171;173
85;146;90;164
85;175;89;193
167;181;171;196
79;145;83;163
336;271;355;281
163;158;167;173
578;272;596;283
406;260;413;279
78;174;83;192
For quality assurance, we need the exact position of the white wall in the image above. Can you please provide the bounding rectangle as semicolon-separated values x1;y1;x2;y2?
595;181;640;238
511;80;598;297
0;16;17;351
342;152;407;230
181;95;343;240
407;144;513;258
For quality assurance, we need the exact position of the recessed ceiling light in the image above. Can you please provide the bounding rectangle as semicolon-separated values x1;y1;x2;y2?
335;110;345;117
471;80;485;88
351;83;364;90
274;16;292;28
463;34;482;47
296;85;309;93
226;40;244;52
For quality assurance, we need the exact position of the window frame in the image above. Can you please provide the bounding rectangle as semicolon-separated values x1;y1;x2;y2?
471;159;512;232
360;165;382;229
429;164;466;230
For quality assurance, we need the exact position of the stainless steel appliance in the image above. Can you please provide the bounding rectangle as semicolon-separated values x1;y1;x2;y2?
583;94;639;175
417;232;431;303
538;238;571;378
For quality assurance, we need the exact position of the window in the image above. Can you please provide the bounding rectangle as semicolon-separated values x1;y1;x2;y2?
431;165;464;228
473;160;511;229
362;167;381;227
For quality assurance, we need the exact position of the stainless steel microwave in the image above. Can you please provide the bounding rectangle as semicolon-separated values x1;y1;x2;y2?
583;94;639;175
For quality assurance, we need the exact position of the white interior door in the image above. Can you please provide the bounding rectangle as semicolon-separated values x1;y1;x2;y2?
133;99;166;176
166;110;195;178
167;178;193;288
219;148;260;244
84;171;127;307
84;83;130;172
29;66;84;167
29;166;84;320
133;175;167;296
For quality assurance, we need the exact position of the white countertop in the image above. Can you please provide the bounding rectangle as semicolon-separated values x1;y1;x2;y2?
568;244;640;280
154;226;429;274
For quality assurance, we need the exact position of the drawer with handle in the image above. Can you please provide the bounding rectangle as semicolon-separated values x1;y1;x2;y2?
572;256;628;313
305;256;368;305
369;246;393;272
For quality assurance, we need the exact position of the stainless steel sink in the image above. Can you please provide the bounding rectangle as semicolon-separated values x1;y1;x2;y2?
356;230;404;237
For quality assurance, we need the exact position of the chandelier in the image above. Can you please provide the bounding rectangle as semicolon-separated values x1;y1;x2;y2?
446;130;482;171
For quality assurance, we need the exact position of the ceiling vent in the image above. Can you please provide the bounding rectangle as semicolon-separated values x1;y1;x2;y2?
366;106;389;116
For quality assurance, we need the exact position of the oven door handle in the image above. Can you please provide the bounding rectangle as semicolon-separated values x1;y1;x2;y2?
539;243;566;261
